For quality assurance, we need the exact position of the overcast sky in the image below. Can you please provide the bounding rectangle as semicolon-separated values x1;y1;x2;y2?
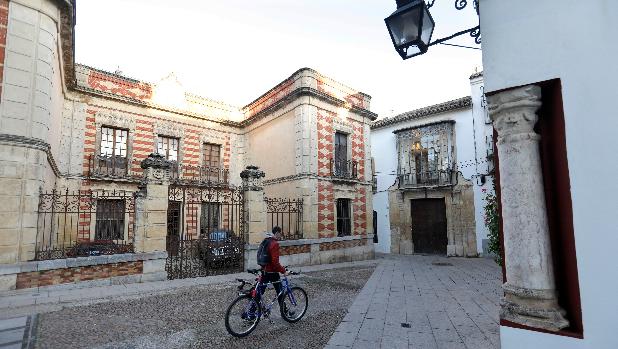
75;0;482;119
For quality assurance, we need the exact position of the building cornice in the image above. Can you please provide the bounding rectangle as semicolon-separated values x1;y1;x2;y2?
371;96;471;130
0;134;61;178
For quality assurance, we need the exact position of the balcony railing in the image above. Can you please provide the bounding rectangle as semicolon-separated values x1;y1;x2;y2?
170;163;230;186
372;174;378;193
330;158;358;180
88;155;133;179
398;170;454;188
88;155;229;186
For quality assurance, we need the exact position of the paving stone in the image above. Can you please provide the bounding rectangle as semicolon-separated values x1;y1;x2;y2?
327;254;501;349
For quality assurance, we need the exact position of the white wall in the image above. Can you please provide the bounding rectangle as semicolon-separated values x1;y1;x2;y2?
371;105;478;254
481;0;618;347
470;75;494;254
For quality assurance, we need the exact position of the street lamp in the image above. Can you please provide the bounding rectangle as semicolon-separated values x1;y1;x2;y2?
385;0;481;60
385;0;435;59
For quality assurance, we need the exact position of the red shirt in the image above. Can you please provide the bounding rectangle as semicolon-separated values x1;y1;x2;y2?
263;238;286;274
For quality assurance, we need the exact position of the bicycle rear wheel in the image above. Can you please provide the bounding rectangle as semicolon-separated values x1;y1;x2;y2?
225;295;260;337
281;286;308;323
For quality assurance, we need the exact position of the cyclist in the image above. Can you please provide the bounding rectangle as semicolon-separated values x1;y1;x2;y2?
247;226;294;318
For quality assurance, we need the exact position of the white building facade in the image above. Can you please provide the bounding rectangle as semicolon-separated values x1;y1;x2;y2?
371;74;493;256
481;0;618;347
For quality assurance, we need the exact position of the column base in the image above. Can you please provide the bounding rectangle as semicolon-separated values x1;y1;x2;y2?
500;283;569;331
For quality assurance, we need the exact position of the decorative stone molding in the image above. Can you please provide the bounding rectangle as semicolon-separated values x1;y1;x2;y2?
240;165;265;191
0;134;61;178
487;84;569;331
140;153;172;182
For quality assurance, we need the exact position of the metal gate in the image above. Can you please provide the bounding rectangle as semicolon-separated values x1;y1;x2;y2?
166;185;245;279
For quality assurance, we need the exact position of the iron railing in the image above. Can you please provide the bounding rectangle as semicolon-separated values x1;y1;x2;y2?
35;189;136;260
398;170;454;188
166;185;244;279
372;174;378;193
330;159;358;180
265;198;304;240
87;155;138;179
170;163;229;186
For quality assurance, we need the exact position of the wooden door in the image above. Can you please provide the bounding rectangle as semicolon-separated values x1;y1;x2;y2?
411;198;447;254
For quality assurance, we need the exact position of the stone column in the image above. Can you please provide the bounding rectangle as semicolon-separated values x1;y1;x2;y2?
134;153;171;253
241;166;267;244
488;85;569;331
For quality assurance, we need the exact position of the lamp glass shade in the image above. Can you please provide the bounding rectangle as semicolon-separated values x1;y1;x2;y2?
385;0;435;59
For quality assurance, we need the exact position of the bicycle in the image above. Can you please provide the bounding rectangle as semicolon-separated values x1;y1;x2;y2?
224;267;308;337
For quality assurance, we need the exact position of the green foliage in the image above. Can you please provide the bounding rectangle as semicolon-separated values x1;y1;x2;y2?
483;182;503;266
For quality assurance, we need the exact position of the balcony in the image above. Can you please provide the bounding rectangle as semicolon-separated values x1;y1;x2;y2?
170;163;230;186
88;155;137;180
372;174;378;193
398;170;454;189
330;158;358;180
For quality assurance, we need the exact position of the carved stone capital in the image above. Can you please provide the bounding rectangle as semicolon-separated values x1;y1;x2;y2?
488;85;542;141
240;165;265;191
140;153;172;169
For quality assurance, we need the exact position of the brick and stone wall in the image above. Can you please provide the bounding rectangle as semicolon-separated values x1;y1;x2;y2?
16;260;143;289
245;235;374;269
0;252;167;291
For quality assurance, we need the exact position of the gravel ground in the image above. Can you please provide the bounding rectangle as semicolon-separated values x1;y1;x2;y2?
35;265;375;349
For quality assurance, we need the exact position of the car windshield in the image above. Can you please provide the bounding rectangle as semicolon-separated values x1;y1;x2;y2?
209;231;228;241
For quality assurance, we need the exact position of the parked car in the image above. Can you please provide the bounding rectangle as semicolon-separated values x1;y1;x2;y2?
200;230;242;268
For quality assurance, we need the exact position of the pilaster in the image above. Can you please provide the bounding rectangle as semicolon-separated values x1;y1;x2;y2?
488;85;568;331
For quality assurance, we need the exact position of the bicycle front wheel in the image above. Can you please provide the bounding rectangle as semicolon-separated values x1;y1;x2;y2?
281;286;308;323
225;295;260;337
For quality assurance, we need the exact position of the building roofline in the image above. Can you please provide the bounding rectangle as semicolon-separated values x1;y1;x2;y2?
371;96;471;130
469;71;483;80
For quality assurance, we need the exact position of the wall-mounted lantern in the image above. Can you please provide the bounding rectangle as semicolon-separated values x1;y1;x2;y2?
385;0;481;60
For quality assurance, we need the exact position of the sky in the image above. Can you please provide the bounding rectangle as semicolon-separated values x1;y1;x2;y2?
75;0;482;119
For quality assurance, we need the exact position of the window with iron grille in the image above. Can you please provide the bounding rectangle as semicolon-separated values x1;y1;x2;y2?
201;202;221;235
157;136;179;161
100;127;128;157
203;143;221;167
95;199;125;240
98;127;129;174
334;132;348;176
336;198;352;237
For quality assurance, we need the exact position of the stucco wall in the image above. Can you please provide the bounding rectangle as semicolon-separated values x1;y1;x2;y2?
481;0;618;347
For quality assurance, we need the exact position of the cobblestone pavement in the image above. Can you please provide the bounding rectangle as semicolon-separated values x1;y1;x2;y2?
326;254;502;349
33;265;376;349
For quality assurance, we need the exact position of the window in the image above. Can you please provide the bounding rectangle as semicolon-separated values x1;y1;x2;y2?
100;127;128;158
203;143;221;168
334;132;349;177
336;198;351;237
201;202;221;235
157;136;179;162
395;122;454;187
95;200;125;240
97;127;128;175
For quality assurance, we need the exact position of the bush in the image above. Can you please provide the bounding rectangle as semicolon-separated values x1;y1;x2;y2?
483;183;503;266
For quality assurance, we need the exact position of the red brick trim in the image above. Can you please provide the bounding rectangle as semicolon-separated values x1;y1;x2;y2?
319;239;365;251
280;245;311;256
15;261;143;289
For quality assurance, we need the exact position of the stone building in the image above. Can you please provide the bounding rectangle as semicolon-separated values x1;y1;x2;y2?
371;73;493;257
0;0;375;290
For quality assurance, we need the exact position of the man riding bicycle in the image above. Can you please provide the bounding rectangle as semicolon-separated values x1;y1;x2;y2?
253;226;294;317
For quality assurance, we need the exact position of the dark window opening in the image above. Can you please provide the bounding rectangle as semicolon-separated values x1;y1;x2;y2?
95;199;125;240
334;132;348;176
373;210;378;243
336;198;351;237
201;202;221;235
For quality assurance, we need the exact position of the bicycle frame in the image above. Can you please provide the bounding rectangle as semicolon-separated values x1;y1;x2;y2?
244;274;298;318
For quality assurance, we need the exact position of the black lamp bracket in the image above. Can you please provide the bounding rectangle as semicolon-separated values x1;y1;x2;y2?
425;0;481;47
